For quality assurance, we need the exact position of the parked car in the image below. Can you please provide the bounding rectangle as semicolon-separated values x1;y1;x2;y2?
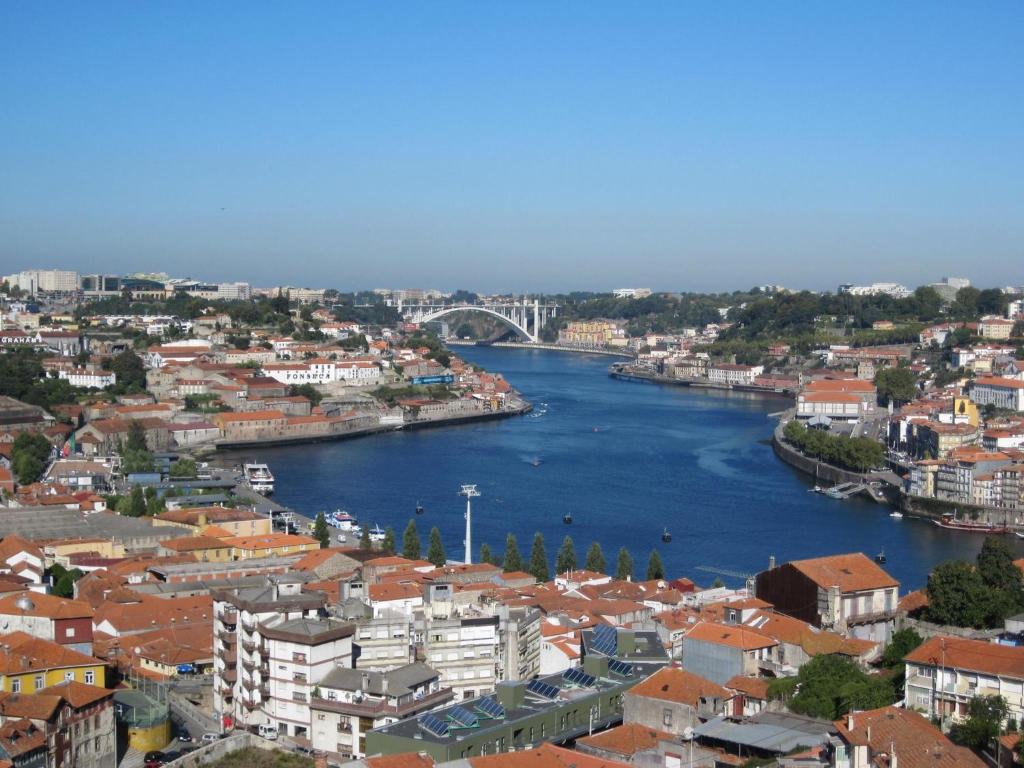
257;724;279;741
144;751;166;768
201;733;221;744
177;729;193;743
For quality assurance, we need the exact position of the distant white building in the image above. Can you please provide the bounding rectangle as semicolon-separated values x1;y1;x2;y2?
4;269;79;294
838;282;912;299
59;368;116;389
612;288;652;299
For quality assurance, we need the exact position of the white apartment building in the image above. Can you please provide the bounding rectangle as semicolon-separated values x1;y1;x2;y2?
210;579;326;732
336;362;381;385
260;618;355;740
310;663;450;761
59;368;116;389
838;282;912;299
4;269;79;294
971;377;1024;412
217;282;252;300
707;363;764;386
416;609;500;702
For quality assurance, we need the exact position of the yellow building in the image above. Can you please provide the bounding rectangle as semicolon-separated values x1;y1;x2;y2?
954;396;980;427
154;506;272;537
44;538;127;567
157;535;234;562
0;632;106;693
225;533;319;560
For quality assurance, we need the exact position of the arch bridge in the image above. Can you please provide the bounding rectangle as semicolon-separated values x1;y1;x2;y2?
401;299;560;343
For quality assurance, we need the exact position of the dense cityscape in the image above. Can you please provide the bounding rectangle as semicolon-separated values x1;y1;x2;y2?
0;269;1022;768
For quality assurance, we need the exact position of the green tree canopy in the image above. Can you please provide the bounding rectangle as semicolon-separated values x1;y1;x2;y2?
584;542;606;573
951;695;1009;750
12;431;51;485
615;547;634;581
503;533;523;573
382;526;396;556
555;536;577;575
646;550;665;580
767;654;896;720
874;367;918;405
360;524;372;550
426;527;446;566
122;486;147;518
288;383;323;407
168;458;198;478
881;628;923;668
313;511;330;549
528;533;549;582
479;542;495;565
978;536;1023;592
402;519;421;560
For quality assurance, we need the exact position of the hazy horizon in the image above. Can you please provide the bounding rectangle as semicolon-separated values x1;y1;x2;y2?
2;3;1022;293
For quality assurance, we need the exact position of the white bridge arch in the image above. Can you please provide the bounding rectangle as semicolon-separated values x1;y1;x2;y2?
401;299;559;343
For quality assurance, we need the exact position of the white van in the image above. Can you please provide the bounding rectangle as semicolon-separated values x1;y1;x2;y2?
258;724;279;741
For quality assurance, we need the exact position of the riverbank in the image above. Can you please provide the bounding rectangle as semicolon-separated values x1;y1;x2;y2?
448;339;634;358
609;366;797;398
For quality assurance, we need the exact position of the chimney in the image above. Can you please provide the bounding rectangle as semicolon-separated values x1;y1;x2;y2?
360;672;369;692
769;554;776;570
847;713;854;731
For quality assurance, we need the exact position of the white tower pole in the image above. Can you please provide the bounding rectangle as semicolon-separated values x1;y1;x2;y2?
460;484;480;565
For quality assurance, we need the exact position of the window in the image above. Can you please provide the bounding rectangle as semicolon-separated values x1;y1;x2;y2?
11;680;20;693
540;723;546;738
65;671;75;682
67;627;76;638
34;675;44;689
94;737;100;751
85;670;95;685
663;708;673;727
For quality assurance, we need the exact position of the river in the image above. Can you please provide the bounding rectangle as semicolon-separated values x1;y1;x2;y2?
226;347;1011;590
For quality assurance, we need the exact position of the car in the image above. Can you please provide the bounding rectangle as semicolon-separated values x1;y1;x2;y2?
201;733;221;744
177;730;193;743
144;752;167;768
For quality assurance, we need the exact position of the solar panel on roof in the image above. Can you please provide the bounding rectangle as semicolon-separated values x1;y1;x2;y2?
419;713;450;738
608;659;634;677
563;668;597;687
477;697;505;719
591;625;618;655
526;679;561;700
448;705;479;728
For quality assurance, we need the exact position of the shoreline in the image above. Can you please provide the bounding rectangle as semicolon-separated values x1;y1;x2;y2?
608;366;797;398
214;403;533;451
447;339;634;358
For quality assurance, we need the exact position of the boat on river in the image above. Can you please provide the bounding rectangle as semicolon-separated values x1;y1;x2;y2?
368;524;386;543
933;512;1009;534
243;463;275;495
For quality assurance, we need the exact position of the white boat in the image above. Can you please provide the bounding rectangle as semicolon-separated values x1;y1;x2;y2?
243;463;275;495
327;510;360;532
890;511;903;519
368;524;386;544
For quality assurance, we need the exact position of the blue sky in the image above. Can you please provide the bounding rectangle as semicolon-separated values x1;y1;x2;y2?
1;3;1022;293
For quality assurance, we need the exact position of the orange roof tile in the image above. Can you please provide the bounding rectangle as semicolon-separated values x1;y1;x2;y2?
683;621;777;652
906;636;1024;679
576;723;674;757
468;743;629;768
626;666;731;707
789;552;898;592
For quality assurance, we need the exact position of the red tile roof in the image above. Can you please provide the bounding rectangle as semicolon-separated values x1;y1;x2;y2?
626;665;731;707
905;636;1024;679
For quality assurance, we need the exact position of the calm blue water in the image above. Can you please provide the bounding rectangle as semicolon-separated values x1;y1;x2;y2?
227;347;1008;590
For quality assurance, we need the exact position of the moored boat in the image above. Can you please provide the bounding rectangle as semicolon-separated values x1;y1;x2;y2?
243;463;275;495
933;512;1009;534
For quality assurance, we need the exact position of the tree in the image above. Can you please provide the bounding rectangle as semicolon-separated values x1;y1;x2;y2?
360;524;372;550
874;367;918;406
126;421;148;452
503;533;523;573
555;536;577;575
952;286;981;318
123;486;147;518
402;520;421;560
382;526;396;555
924;560;999;628
12;431;51;485
108;349;146;391
313;511;330;549
528;533;549;582
615;547;634;581
767;654;895;720
479;542;497;565
646;550;665;580
978;536;1022;592
951;695;1009;750
881;628;923;668
169;458;198;478
584;542;606;573
53;568;84;598
427;527;446;566
288;383;323;407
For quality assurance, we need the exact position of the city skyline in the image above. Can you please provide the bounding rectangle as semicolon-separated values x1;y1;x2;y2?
2;3;1022;292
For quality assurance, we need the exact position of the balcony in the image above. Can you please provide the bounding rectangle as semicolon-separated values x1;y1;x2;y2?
242;640;257;654
844;609;896;627
221;610;238;624
242;659;257;673
222;668;237;683
217;629;236;644
259;683;269;698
